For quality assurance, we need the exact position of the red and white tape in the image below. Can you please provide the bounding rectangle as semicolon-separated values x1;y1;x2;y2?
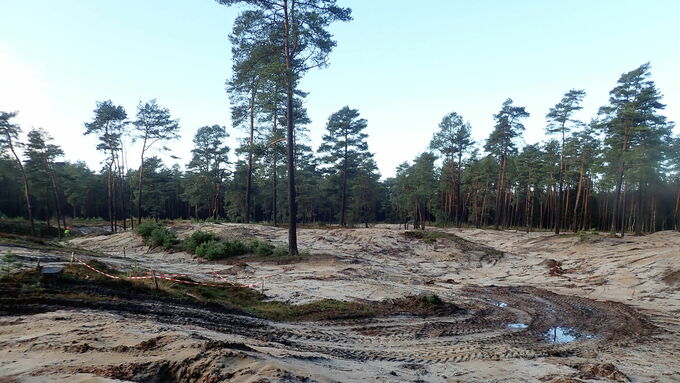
72;256;256;288
211;272;257;288
78;260;120;279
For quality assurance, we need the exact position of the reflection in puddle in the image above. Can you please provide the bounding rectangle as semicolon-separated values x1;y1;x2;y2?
507;323;528;329
545;327;595;344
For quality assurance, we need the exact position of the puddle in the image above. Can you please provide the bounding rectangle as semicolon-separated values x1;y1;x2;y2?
489;300;507;308
507;323;528;329
545;327;595;344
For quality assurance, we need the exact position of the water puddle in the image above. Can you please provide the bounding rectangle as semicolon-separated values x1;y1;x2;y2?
507;323;528;329
545;327;595;344
489;300;507;308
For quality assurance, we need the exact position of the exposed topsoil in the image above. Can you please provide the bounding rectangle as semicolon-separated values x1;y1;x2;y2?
1;223;679;382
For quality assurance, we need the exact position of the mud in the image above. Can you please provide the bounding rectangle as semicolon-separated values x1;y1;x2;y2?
0;281;657;382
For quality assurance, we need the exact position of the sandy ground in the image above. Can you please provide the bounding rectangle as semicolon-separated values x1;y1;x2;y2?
1;224;679;382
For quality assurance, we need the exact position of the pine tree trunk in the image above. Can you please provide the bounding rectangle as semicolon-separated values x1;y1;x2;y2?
583;179;591;231
494;155;506;230
108;165;114;232
283;1;298;255
611;168;624;235
245;90;255;224
47;164;64;238
137;146;146;225
611;127;629;236
572;159;585;232
6;135;35;236
340;131;348;227
674;187;680;231
272;145;278;226
525;185;531;233
456;153;463;227
116;144;126;230
118;157;127;230
555;128;566;234
129;187;134;229
480;188;488;227
620;181;628;237
284;80;297;252
635;184;643;235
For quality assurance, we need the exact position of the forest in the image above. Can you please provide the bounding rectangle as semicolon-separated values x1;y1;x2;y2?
1;63;680;240
1;0;679;253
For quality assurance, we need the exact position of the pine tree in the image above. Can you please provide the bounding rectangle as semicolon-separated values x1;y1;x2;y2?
0;111;35;235
184;125;230;219
599;63;669;236
349;158;382;227
546;89;586;234
318;107;371;226
84;100;128;232
216;0;352;254
132;99;180;224
61;161;95;218
227;10;280;224
516;144;542;231
429;112;473;226
25;129;66;233
484;99;530;229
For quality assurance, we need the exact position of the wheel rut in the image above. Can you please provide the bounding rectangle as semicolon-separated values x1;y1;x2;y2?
1;284;655;367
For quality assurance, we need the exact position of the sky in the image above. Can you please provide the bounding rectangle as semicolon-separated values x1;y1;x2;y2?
1;0;679;178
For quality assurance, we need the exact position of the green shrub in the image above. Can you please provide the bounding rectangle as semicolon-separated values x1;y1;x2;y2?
224;239;248;256
2;252;21;275
195;241;222;260
420;294;443;305
195;239;249;260
250;239;273;256
272;246;288;257
184;230;218;253
136;222;163;239
147;227;177;249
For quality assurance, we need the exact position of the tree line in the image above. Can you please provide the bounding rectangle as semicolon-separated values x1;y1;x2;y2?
0;99;384;236
391;63;678;236
1;0;679;246
1;62;678;239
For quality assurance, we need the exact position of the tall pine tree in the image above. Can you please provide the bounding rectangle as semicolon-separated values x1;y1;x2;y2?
318;107;371;226
484;99;529;229
546;89;586;234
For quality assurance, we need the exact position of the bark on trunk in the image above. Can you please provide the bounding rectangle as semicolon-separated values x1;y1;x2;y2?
283;0;298;255
245;89;256;224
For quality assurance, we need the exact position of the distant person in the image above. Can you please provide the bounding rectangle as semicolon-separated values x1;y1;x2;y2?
64;226;71;238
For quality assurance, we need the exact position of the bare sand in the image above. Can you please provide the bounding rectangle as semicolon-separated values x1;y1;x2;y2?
1;224;679;382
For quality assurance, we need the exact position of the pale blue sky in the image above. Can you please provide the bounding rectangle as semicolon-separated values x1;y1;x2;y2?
1;0;678;177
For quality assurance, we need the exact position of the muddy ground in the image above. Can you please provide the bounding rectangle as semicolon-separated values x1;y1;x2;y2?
1;224;679;382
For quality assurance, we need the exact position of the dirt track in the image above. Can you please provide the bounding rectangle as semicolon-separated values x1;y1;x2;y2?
1;224;680;382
